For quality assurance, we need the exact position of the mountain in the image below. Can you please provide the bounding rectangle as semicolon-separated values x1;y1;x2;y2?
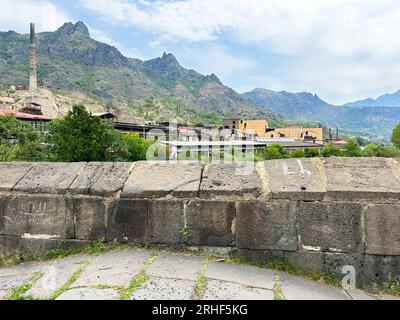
243;88;400;142
345;90;400;107
0;22;284;126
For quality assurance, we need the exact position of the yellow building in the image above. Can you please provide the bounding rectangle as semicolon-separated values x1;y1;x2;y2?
223;119;268;137
266;126;325;142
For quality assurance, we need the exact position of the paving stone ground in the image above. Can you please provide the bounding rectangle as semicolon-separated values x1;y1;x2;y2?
0;248;398;300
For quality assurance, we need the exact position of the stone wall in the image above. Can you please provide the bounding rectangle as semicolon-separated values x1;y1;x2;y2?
1;158;400;287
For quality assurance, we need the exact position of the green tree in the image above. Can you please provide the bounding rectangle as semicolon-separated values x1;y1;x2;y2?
305;148;320;158
362;143;379;157
391;123;400;148
123;133;152;161
47;105;125;162
290;149;306;158
342;138;362;157
322;142;342;157
0;116;44;161
263;144;289;160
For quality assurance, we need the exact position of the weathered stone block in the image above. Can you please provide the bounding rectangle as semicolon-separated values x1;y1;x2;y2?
322;157;400;200
230;248;284;266
263;158;326;200
20;238;91;260
74;197;106;240
200;163;262;198
0;196;74;238
0;235;21;258
236;201;297;251
323;252;364;284
0;196;27;236
186;200;235;246
148;200;184;245
364;203;400;255
360;255;400;286
297;201;363;253
0;162;34;191
284;251;325;272
122;161;202;198
14;162;86;194
107;199;148;243
69;162;134;196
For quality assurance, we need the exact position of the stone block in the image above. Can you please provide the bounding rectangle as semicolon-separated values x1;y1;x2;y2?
186;200;236;246
296;201;363;253
0;196;74;238
20;238;92;260
56;288;119;300
14;162;86;194
200;163;262;198
204;280;274;300
131;277;195;300
230;248;284;266
364;203;400;255
106;199;148;243
69;162;134;196
0;162;34;191
0;235;21;258
360;255;400;286
148;200;184;245
322;157;400;200
74;197;106;240
122;161;202;198
323;252;364;285
283;251;325;272
263;158;326;200
236;201;297;251
205;262;276;290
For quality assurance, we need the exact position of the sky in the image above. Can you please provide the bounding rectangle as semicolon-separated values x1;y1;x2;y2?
1;0;400;105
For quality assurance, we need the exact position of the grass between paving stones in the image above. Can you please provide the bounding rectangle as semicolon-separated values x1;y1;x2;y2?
193;258;210;300
5;272;44;300
222;257;341;288
119;251;158;300
273;274;286;300
43;260;91;300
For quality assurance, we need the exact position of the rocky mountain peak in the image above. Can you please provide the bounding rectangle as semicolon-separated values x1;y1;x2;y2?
56;21;90;37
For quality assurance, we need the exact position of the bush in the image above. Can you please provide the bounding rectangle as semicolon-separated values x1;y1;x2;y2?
391;123;400;148
342;138;362;157
305;148;320;158
123;133;152;162
322;143;342;157
290;149;305;158
262;144;289;160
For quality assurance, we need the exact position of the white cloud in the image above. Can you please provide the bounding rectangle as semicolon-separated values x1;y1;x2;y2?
0;0;70;32
184;45;255;78
78;0;400;103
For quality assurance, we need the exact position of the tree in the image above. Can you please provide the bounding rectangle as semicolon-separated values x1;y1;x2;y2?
391;123;400;148
262;144;289;160
342;138;362;157
305;148;320;158
291;149;305;158
0;116;44;161
322;142;342;157
362;143;378;157
123;133;152;162
47;105;125;162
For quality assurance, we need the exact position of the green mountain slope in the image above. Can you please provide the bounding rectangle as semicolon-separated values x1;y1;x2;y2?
243;88;400;142
0;22;284;126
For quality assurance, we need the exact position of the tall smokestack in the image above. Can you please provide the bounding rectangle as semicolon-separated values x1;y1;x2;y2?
29;23;38;94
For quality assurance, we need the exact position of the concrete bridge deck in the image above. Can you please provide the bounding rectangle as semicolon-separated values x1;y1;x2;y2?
0;248;397;300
